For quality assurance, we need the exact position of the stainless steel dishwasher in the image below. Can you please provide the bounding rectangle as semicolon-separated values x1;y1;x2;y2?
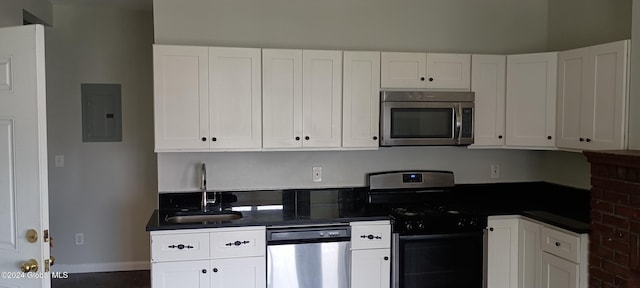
267;225;351;288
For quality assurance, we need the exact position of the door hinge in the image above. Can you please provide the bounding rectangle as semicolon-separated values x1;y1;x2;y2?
43;229;49;242
44;259;50;272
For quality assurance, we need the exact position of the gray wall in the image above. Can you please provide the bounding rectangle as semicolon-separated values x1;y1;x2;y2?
46;5;157;270
630;0;640;150
153;0;549;54
0;0;53;27
547;0;631;51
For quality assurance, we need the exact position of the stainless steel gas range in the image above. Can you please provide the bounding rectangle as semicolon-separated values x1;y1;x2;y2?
367;171;487;288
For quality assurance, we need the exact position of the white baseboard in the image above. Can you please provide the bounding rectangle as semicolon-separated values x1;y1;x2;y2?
52;261;149;274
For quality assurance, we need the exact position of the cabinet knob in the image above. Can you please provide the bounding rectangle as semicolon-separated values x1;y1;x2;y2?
429;77;434;82
373;136;378;140
586;138;592;142
305;136;310;140
579;138;584;142
213;268;218;273
201;137;207;142
420;77;425;81
212;137;217;142
202;269;207;274
384;256;389;261
489;227;494;231
547;136;552;140
498;135;503;139
295;136;300;141
555;242;561;247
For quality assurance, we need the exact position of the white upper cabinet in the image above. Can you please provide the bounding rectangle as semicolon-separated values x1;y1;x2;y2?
154;45;261;152
154;45;210;151
556;40;629;151
209;47;262;150
381;52;470;90
262;49;303;149
342;51;381;149
471;55;506;147
505;52;558;148
262;49;342;149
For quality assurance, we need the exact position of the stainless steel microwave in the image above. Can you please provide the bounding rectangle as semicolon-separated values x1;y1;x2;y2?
380;90;474;146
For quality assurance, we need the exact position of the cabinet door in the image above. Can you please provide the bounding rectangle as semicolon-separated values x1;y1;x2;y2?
209;47;262;150
351;249;391;288
541;252;578;288
556;48;589;150
302;50;342;148
487;218;519;288
506;52;557;148
381;52;426;88
262;49;303;148
426;53;471;90
585;40;628;150
342;51;380;149
211;257;266;288
153;45;209;151
519;219;541;288
471;55;506;146
152;261;210;288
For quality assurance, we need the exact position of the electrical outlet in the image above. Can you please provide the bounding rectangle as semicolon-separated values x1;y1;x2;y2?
490;164;500;179
75;233;84;245
312;167;322;182
55;155;64;168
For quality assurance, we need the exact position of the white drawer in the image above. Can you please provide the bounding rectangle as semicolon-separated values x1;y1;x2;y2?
351;222;391;250
211;227;266;258
541;226;581;263
151;232;210;262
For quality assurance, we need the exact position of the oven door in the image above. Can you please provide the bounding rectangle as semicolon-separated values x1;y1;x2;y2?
392;231;485;288
381;102;461;146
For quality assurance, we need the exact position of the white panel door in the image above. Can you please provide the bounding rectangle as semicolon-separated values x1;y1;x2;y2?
381;52;426;88
262;49;303;148
519;219;541;288
211;257;266;288
209;47;262;150
542;253;578;288
152;261;210;288
426;53;471;90
586;40;628;150
342;51;380;149
302;50;342;148
556;48;589;150
487;219;518;288
0;25;50;288
506;52;558;148
351;249;391;288
471;55;506;146
153;45;209;151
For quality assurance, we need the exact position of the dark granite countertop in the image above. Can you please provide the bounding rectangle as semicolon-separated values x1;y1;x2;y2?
146;182;591;234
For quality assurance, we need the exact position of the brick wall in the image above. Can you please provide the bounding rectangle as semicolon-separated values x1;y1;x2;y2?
584;151;640;288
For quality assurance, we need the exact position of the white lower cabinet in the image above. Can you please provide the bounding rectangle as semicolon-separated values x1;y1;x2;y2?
151;227;266;288
487;216;587;288
542;252;578;288
350;221;391;288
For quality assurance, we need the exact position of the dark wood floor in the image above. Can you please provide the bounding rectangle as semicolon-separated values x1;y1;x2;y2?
52;270;150;288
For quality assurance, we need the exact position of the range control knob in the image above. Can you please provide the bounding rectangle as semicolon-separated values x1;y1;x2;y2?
416;221;425;230
457;220;466;227
405;222;414;232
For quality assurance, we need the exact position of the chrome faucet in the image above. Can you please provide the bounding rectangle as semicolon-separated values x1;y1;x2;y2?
200;163;221;212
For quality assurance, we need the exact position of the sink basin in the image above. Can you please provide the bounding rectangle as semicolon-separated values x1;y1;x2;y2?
166;211;242;224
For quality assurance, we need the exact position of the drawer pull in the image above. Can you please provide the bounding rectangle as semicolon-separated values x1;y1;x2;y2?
168;244;194;250
361;234;382;240
555;242;561;247
226;240;251;246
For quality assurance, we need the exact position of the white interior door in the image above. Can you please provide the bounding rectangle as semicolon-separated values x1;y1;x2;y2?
0;25;50;288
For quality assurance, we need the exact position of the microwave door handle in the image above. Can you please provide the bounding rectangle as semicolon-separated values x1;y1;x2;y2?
454;106;462;143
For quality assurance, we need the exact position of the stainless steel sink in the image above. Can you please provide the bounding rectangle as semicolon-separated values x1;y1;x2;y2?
166;212;242;224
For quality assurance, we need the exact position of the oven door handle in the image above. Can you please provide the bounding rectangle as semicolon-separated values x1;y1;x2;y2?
399;232;483;241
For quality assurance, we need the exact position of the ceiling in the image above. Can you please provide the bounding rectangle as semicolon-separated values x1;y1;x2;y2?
49;0;153;11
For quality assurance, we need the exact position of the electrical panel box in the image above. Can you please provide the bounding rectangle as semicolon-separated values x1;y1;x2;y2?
81;83;122;142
